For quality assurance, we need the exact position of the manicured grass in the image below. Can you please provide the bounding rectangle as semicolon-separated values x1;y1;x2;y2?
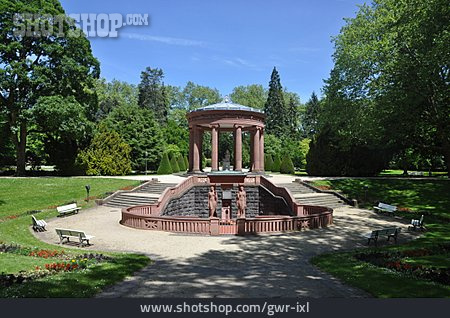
0;177;151;297
310;178;450;297
0;177;140;218
379;170;447;177
0;253;61;274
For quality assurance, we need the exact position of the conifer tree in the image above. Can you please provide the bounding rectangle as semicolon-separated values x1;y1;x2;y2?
264;67;287;137
157;153;173;174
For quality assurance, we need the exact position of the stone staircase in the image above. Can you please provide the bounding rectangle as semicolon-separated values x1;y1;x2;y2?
104;182;178;208
276;182;348;209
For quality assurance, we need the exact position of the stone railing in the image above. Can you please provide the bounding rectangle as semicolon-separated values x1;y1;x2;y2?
120;174;333;235
121;211;333;236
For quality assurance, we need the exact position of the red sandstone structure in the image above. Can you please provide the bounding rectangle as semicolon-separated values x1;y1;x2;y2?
187;97;265;173
120;98;333;235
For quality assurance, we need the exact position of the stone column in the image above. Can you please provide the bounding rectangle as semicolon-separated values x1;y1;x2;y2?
211;125;219;171
192;127;200;173
253;127;260;172
188;126;194;172
198;129;204;171
250;130;254;171
234;125;243;171
259;127;265;173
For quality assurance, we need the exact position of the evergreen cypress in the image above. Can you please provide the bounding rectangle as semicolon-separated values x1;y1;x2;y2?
272;155;282;172
177;155;186;171
280;155;295;174
170;154;180;173
157;153;173;174
265;154;274;171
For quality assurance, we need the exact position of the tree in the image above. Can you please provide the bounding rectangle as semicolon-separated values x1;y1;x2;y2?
0;0;100;175
323;0;450;174
303;92;321;138
177;155;186;171
164;109;189;156
264;67;288;137
157;152;172;175
280;155;295;174
95;79;138;120
138;67;169;124
77;126;132;176
264;154;274;171
287;96;300;137
103;104;165;171
230;85;267;109
33;95;93;174
170;154;180;173
182;81;221;110
272;155;282;172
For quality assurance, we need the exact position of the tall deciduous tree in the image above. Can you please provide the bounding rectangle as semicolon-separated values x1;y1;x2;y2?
138;67;169;124
230;84;267;109
95;79;138;120
323;0;450;174
182;81;221;110
264;67;287;137
0;0;100;175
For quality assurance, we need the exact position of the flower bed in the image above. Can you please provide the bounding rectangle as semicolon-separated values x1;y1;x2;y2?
355;244;450;285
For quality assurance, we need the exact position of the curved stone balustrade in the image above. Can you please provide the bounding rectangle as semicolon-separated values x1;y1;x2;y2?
120;175;333;235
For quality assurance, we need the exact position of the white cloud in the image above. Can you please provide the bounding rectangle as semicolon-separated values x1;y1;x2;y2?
121;32;206;47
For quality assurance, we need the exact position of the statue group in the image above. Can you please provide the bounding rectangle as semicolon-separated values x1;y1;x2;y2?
208;185;246;218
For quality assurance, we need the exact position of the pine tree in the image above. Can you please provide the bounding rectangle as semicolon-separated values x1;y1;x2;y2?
138;67;169;124
157;153;173;174
303;92;320;138
264;67;287;137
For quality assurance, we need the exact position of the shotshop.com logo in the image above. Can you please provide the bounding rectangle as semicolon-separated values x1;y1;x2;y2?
12;13;150;38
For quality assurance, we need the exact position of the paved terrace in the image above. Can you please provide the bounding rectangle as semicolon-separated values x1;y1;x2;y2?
33;202;421;298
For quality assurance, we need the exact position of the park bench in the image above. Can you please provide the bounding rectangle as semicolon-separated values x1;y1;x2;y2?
363;227;401;246
55;228;94;247
57;203;80;216
31;215;47;232
409;215;425;231
373;202;397;215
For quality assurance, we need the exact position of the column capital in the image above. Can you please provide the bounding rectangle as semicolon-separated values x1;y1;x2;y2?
233;124;244;129
209;124;220;129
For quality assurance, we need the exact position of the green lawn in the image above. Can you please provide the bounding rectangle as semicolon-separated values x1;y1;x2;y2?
310;178;450;297
0;177;151;297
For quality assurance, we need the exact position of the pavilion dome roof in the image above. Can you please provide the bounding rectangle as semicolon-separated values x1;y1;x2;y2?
189;96;264;114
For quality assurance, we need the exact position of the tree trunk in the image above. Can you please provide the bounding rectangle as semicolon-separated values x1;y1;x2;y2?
15;121;27;177
442;139;450;176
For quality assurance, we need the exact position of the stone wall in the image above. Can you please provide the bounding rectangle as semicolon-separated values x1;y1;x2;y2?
163;184;291;218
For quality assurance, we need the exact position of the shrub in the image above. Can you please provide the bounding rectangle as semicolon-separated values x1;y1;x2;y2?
177;155;186;171
77;126;132;176
157;153;172;174
280;155;295;174
184;156;189;170
170;155;180;173
265;154;274;171
272;155;281;172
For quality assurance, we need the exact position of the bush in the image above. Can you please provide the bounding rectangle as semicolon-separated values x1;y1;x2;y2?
77;126;132;176
170;155;180;173
157;153;173;174
184;156;189;170
265;154;274;171
272;155;281;172
177;155;186;171
280;155;295;174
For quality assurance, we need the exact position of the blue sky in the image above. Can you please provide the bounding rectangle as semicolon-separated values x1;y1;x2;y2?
60;0;366;102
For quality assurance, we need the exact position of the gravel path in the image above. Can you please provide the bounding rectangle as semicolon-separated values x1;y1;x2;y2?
34;205;420;298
